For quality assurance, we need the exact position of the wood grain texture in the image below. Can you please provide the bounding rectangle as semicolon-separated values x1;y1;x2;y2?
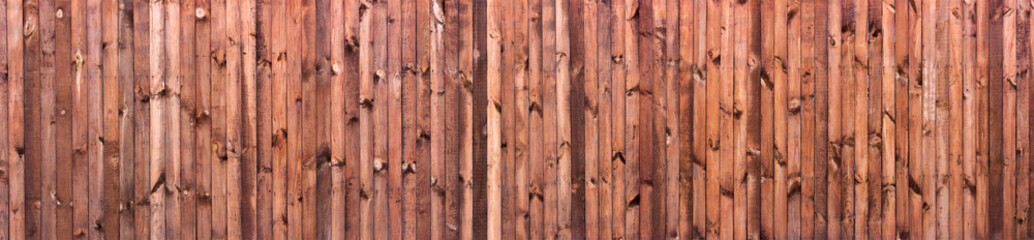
0;0;1027;238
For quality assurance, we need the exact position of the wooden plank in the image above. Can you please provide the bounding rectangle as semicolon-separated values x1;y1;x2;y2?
840;0;856;238
116;0;135;237
1001;0;1018;235
240;0;258;238
907;0;923;236
162;0;181;239
253;0;273;238
961;0;978;238
177;0;198;238
786;0;802;236
732;0;749;237
194;0;213;239
209;0;228;237
988;0;1006;235
581;0;599;237
53;0;74;237
101;0;123;237
268;0;288;238
385;0;403;236
300;0;317;237
358;0;376;237
948;0;966;237
762;0;777;237
975;0;990;236
428;0;446;238
663;0;680;238
223;0;242;237
486;0;503;236
0;1;10;239
5;0;24;238
893;0;911;237
879;0;897;237
922;0;939;237
635;0;656;238
554;0;573;236
864;0;882;238
500;0;517;236
1017;0;1032;238
341;0;360;239
774;0;789;237
747;0;764;239
813;0;830;237
823;0;842;237
704;0;721;238
541;0;559;236
146;0;166;238
130;0;150;238
677;0;694;238
596;0;613;237
37;0;55;238
0;0;8;237
800;0;818;237
313;0;331;238
22;0;40;237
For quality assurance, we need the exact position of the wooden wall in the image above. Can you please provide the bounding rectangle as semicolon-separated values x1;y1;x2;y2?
0;0;1031;239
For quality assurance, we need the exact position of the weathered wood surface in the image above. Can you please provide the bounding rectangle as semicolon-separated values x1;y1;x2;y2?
0;0;1029;239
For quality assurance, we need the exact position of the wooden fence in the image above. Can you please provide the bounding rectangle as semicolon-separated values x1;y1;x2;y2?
0;0;1030;239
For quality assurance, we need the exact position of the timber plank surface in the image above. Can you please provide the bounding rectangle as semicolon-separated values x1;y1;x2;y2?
0;0;1029;239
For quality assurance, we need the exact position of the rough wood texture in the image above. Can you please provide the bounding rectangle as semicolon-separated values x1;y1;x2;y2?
0;0;1029;238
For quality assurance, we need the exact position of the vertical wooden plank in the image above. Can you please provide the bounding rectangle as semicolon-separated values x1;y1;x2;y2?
934;0;950;236
541;0;559;236
554;0;573;237
253;0;273;238
369;0;388;235
239;0;258;238
595;0;614;237
502;0;518;237
840;0;857;238
851;0;870;238
526;0;546;237
813;0;830;237
893;0;911;237
53;0;74;237
907;0;923;237
222;0;242;237
1017;1;1032;238
864;0;882;238
486;0;503;236
801;0;819;236
762;0;777;237
677;0;694;238
428;0;446;238
823;0;842;237
327;0;345;238
988;0;1007;234
115;0;135;237
101;0;122;238
161;0;181;239
620;0;640;238
0;1;10;239
342;0;360;239
704;0;721;238
300;0;318;237
961;0;978;238
789;0;806;235
146;0;166;238
194;0;213;239
663;0;680;238
313;0;331;238
922;0;940;236
37;0;56;238
948;0;966;236
177;0;198;238
385;0;403;236
774;0;790;237
22;0;40;237
267;0;287;238
210;0;229;237
732;0;749;237
581;0;599;237
359;0;376;236
879;0;897;237
5;0;24;238
130;0;150;238
748;0;765;238
974;0;990;236
252;0;272;237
